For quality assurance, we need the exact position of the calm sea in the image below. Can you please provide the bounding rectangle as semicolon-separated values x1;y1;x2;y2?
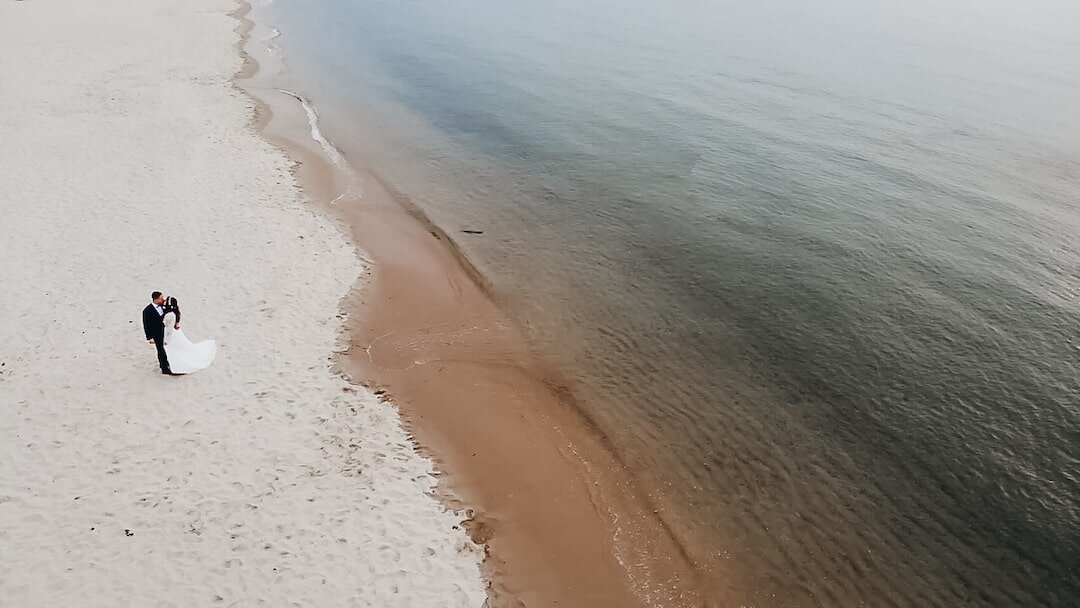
260;0;1080;605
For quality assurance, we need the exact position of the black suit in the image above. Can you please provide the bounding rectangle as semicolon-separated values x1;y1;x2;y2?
142;303;170;372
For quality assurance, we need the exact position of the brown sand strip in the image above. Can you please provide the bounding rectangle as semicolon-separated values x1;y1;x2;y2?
231;4;705;606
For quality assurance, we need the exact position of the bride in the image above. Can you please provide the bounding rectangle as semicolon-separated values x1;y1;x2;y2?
162;296;217;374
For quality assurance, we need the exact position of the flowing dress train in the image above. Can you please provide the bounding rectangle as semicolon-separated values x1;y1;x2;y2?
162;311;216;374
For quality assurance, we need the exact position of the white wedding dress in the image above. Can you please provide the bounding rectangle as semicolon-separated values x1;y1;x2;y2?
162;311;217;374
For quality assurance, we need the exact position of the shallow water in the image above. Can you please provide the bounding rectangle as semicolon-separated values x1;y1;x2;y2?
262;0;1080;604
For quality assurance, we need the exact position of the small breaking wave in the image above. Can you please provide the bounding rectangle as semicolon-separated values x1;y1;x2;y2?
262;27;281;55
277;88;362;203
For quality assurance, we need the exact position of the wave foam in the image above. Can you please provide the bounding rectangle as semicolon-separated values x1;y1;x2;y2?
278;88;362;203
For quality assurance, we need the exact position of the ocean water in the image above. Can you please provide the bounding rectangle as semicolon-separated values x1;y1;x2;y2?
259;0;1080;605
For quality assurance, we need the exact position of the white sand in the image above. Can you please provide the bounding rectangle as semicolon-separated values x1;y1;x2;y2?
0;0;486;605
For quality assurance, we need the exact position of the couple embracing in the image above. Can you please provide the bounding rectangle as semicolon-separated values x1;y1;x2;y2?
142;291;216;375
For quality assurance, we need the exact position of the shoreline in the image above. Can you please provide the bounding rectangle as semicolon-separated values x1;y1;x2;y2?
232;3;706;606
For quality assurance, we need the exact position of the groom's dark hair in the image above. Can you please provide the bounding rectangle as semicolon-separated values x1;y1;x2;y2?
151;291;162;300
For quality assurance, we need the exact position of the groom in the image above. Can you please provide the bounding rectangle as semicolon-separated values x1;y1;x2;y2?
142;291;173;375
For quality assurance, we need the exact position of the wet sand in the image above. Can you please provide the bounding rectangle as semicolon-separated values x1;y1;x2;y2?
233;3;705;606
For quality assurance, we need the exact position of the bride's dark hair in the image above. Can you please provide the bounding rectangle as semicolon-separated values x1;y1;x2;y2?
164;296;181;325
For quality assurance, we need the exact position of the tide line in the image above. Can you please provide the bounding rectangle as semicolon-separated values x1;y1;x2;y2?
277;88;362;204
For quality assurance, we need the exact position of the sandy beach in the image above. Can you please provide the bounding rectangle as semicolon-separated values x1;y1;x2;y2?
0;0;485;605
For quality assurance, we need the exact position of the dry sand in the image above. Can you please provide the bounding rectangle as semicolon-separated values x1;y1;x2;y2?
0;0;486;605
